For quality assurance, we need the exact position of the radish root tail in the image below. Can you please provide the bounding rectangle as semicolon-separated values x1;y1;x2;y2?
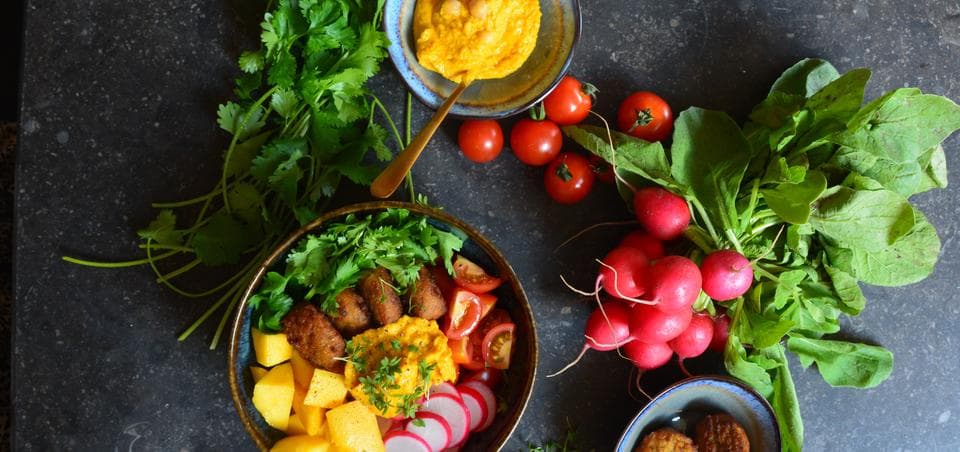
595;259;657;305
678;358;693;378
554;220;638;253
547;345;589;378
560;274;599;297
635;370;652;400
589;110;637;192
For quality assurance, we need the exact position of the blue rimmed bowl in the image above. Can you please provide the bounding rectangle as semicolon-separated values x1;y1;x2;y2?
383;0;581;119
229;201;538;451
616;376;781;451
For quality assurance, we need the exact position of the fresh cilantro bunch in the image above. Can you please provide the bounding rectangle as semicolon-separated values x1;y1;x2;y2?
65;0;400;348
565;58;960;451
249;208;464;331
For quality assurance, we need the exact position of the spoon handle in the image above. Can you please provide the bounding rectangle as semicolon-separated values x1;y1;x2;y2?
370;81;470;198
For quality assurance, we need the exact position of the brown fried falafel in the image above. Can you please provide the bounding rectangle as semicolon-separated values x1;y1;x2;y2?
359;267;403;326
282;302;346;373
408;266;447;320
695;413;750;452
636;427;697;452
328;288;373;336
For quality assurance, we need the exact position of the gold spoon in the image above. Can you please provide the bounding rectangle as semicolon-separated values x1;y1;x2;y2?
370;81;470;198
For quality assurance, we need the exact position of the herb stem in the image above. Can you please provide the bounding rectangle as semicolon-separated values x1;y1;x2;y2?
177;277;246;341
371;95;405;151
221;86;279;213
210;287;245;349
62;250;180;268
688;196;721;244
682;226;714;253
137;244;195;253
156;258;202;282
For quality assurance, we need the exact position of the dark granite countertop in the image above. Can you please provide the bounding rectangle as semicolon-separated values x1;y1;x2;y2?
14;0;960;450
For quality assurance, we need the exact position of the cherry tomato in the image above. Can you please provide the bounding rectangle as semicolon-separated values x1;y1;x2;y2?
616;91;674;142
543;76;596;125
509;118;562;166
458;119;503;163
481;322;515;370
477;293;497;320
476;308;512;338
588;154;615;184
544;153;595;204
464;368;503;387
449;336;484;370
444;288;482;339
453;255;502;293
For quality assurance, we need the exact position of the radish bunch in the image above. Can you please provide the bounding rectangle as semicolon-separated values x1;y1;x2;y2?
553;188;755;376
380;378;498;451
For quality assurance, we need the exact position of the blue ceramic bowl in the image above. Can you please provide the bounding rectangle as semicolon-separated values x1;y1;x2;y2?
383;0;581;118
229;201;538;451
616;376;780;451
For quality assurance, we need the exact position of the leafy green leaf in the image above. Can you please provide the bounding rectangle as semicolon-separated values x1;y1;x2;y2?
760;170;827;224
137;210;183;246
809;187;917;249
804;68;871;124
216;102;265;139
225;130;273;178
767;345;804;452
270;89;299;118
787;337;893;388
192;212;259;266
822;261;865;315
238;50;264;74
563;125;673;187
914;145;949;194
769;58;840;97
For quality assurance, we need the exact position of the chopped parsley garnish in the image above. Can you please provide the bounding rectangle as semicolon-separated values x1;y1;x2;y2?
347;339;440;418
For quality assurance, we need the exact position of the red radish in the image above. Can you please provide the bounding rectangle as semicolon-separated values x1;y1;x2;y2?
619;230;665;260
430;382;460;399
457;386;487;432
598;247;650;299
630;303;692;344
377;416;403;435
700;249;754;301
622;340;673;370
646;256;702;312
406;412;452;451
421;393;471;446
464;368;502;387
459;381;497;431
547;302;634;377
709;315;730;352
384;430;432;452
632;187;690;240
669;314;714;361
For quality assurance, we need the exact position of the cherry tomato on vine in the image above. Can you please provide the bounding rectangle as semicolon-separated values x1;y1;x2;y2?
543;76;596;125
510;118;562;166
544;152;595;204
458;119;503;163
616;91;674;142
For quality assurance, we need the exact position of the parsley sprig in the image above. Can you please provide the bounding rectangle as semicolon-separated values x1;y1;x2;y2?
249;208;464;330
347;338;438;418
63;0;414;348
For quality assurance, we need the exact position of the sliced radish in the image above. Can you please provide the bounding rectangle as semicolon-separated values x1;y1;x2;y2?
459;381;497;432
457;385;487;432
421;393;471;446
430;382;460;399
406;412;451;451
384;430;431;452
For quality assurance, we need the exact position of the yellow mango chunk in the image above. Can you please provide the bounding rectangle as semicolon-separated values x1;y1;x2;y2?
252;363;295;431
250;366;268;383
252;328;293;367
290;349;317;389
304;369;348;409
293;385;326;436
326;401;384;452
287;413;307;435
270;435;332;452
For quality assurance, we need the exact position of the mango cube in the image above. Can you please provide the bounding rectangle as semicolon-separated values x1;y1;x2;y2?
287;414;307;435
304;369;348;408
293;385;326;436
252;328;293;367
290;349;317;389
270;435;332;452
250;366;268;383
326;401;384;452
252;363;295;431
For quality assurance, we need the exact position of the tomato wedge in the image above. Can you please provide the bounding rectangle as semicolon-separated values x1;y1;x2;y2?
429;265;456;298
481;322;515;370
443;288;482;339
477;293;497;320
452;255;502;293
449;336;484;370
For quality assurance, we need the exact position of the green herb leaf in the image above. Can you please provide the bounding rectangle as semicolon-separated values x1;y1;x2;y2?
192;212;259;266
769;58;840;97
787;336;893;388
137;210;183;246
760;170;827;224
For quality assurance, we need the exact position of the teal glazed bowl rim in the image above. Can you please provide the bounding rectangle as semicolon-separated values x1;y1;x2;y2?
228;201;539;451
616;375;781;451
383;0;582;119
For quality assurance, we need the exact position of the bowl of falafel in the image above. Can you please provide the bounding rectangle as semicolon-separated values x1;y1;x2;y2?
617;376;780;452
228;201;538;451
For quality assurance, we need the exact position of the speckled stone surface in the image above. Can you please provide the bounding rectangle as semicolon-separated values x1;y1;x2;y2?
14;0;960;450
